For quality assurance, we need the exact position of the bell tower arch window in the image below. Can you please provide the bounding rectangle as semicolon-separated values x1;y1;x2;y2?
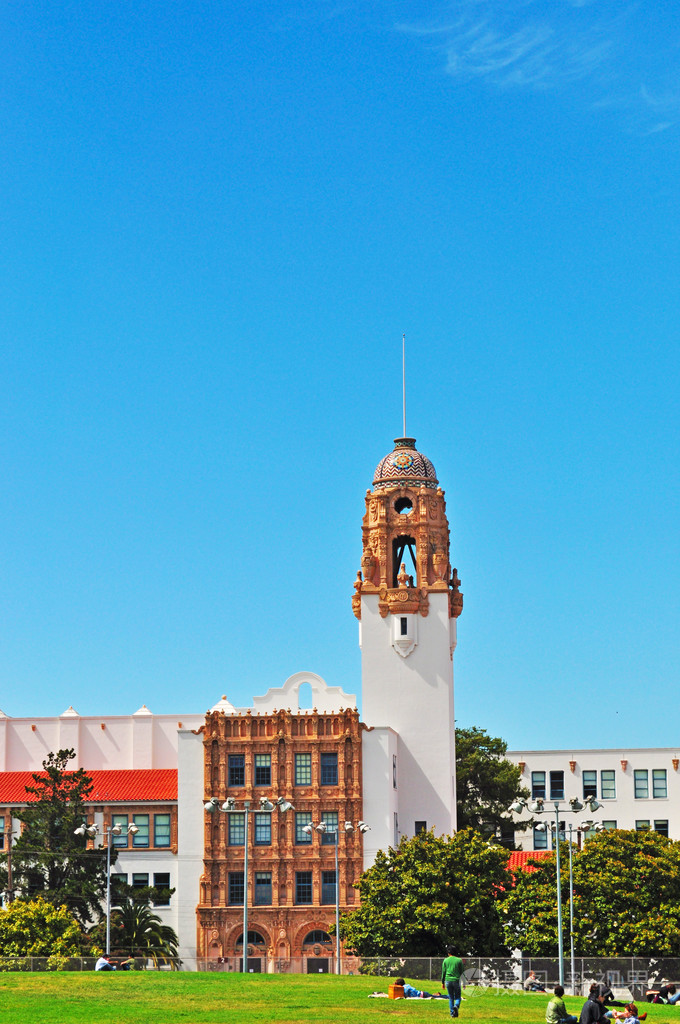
392;535;417;587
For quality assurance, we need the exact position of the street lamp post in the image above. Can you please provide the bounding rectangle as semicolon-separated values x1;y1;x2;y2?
565;820;604;995
74;820;139;955
204;795;294;973
509;794;600;989
303;818;369;975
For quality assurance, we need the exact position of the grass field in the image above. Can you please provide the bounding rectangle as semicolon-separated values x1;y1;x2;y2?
0;974;670;1024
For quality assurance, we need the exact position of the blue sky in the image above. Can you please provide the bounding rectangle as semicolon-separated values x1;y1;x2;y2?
1;1;679;750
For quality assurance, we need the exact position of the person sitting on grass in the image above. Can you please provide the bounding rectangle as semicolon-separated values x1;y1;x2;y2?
606;1002;647;1022
580;986;607;1023
95;955;115;971
525;971;547;992
546;985;577;1024
395;977;446;999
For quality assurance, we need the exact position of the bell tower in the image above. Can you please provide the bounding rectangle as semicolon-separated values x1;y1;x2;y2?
353;437;463;843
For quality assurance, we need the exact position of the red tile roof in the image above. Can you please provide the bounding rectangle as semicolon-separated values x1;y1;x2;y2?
507;850;551;873
0;769;177;804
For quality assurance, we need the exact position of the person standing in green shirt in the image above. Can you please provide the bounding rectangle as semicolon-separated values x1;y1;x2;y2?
546;985;577;1024
441;946;464;1018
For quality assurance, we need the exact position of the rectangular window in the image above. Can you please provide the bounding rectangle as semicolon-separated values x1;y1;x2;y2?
320;753;338;786
229;872;244;905
653;769;668;799
132;872;149;889
154;813;171;848
153;872;171;906
112;814;129;848
321;811;338;845
635;820;651;831
531;771;546;799
533;825;548;850
132;814;149;847
228;754;245;787
393;755;397;789
0;818;4;850
394;812;399;848
655;820;669;837
295;812;312;844
254;812;271;846
254;872;272;905
549;771;564;800
254;754;271;787
321;870;337;905
295;871;313;904
634;769;649;799
602;820;617;830
295;753;312;786
415;820;427;835
400;617;408;635
600;770;616;799
582;771;597;800
228;812;245;846
111;873;127;901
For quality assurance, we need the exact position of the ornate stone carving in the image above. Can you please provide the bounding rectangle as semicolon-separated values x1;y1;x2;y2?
353;439;461;620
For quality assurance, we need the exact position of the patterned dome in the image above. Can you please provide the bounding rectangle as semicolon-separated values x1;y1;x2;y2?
372;437;438;490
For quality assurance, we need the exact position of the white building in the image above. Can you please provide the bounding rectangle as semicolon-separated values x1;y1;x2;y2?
507;747;680;850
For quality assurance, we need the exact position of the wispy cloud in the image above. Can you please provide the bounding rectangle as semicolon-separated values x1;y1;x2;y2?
397;1;680;134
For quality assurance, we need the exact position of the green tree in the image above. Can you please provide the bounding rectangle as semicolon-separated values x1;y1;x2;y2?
341;828;511;957
503;829;680;955
8;749;110;928
455;726;530;843
88;899;179;961
0;897;82;958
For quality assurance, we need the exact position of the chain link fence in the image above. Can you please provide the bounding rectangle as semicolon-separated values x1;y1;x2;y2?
2;952;679;994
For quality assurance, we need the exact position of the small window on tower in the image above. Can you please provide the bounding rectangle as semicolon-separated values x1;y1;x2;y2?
394;497;413;514
400;617;408;636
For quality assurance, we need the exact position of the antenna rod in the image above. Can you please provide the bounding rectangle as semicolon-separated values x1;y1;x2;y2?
402;333;406;437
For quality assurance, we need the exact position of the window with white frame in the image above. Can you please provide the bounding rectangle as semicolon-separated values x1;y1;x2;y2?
549;771;564;800
600;770;616;799
531;771;546;799
655;820;669;837
653;769;667;799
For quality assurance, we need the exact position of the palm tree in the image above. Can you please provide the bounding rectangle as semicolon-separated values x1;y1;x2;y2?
106;900;179;966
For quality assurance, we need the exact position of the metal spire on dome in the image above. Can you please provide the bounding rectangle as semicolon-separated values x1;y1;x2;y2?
402;332;406;438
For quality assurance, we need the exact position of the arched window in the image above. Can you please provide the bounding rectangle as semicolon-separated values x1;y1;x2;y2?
235;931;267;948
302;930;332;946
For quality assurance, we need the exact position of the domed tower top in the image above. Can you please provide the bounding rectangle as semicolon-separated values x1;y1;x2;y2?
352;435;462;623
372;438;439;491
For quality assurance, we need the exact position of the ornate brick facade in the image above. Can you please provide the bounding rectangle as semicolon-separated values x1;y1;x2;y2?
197;706;365;968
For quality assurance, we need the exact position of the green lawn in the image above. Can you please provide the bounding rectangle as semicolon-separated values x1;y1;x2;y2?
0;974;669;1024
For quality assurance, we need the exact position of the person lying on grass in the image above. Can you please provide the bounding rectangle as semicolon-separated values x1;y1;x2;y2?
395;977;447;999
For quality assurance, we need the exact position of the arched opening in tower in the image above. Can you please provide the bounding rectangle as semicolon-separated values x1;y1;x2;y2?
392;535;417;587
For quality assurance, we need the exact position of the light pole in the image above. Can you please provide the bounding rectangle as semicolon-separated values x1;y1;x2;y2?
509;794;600;988
74;820;139;955
565;820;604;995
302;818;370;975
204;795;294;973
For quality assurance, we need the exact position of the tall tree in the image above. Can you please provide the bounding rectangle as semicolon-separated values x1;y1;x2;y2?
503;829;680;956
455;726;530;843
341;828;512;957
9;749;110;927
